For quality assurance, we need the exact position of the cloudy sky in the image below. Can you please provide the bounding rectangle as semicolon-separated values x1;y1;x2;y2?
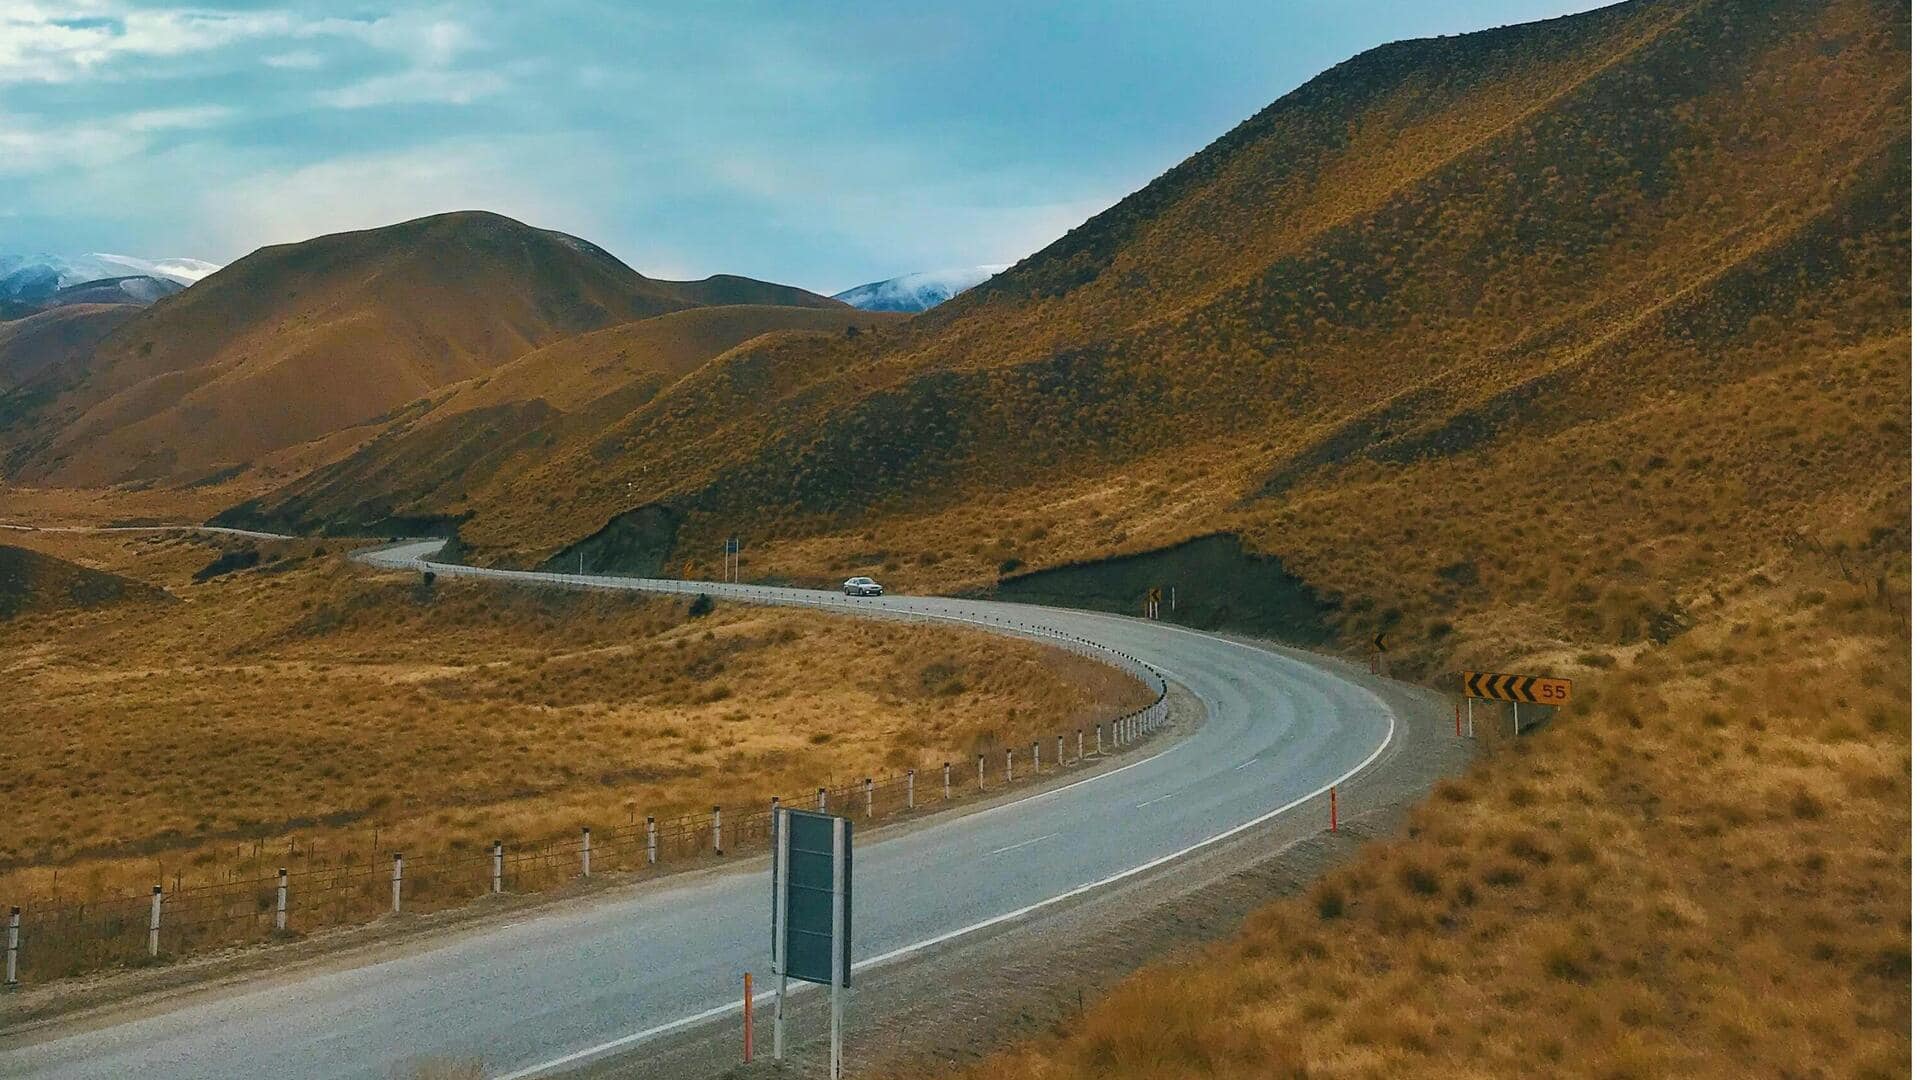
3;1;1606;294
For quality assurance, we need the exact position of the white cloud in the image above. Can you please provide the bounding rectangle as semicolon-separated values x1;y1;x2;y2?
264;49;325;70
195;137;617;255
0;104;231;174
319;67;506;109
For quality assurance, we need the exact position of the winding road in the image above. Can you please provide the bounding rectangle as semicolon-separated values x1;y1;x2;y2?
2;539;1409;1079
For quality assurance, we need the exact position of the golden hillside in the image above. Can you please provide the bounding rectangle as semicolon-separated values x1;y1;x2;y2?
1;211;845;489
230;0;1906;660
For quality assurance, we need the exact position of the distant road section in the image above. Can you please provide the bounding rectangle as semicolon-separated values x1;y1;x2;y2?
3;538;1406;1080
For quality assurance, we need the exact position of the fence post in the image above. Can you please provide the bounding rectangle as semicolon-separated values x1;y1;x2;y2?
817;787;828;812
1097;723;1104;754
906;770;915;810
977;754;985;791
275;868;288;931
1056;734;1064;765
391;853;404;913
646;818;658;866
493;840;504;893
4;907;15;987
712;806;723;856
943;762;952;800
148;885;162;957
1032;741;1040;773
581;827;592;878
864;778;874;819
1077;729;1085;760
1004;748;1013;783
770;797;781;841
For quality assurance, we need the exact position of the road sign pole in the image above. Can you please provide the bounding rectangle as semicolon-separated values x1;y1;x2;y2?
830;819;846;1080
1513;700;1520;737
772;809;789;1061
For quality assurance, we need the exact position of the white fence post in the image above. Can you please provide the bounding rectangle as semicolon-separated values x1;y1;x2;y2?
646;818;658;866
906;770;915;810
864;778;874;819
712;806;723;856
1056;735;1064;765
1097;723;1105;754
1077;729;1085;760
1004;748;1013;783
943;762;952;800
581;827;592;878
492;840;504;893
5;907;16;987
148;885;162;957
275;868;288;931
391;853;403;913
1032;741;1040;773
977;754;985;791
817;787;828;812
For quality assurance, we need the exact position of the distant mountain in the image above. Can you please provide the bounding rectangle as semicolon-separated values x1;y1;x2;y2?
45;275;185;308
1;211;847;487
832;266;1007;312
0;254;218;302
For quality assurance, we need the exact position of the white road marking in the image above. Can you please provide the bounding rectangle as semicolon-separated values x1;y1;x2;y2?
1135;792;1178;808
493;703;1397;1080
988;832;1058;856
1234;758;1258;770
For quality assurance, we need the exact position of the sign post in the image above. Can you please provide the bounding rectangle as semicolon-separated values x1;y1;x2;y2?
771;807;853;1075
1460;671;1572;738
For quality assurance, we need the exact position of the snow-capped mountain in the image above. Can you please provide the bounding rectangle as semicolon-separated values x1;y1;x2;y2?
0;253;221;304
832;265;1008;313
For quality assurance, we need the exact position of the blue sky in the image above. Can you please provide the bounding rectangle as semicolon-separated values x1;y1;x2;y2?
2;1;1608;294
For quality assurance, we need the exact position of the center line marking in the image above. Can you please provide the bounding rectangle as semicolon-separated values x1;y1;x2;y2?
1135;792;1178;808
1234;758;1258;770
989;833;1058;855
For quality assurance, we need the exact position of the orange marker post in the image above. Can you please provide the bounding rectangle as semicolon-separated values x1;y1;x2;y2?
744;971;754;1062
1330;787;1338;832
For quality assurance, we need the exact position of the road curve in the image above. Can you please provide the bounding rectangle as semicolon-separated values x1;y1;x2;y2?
3;540;1403;1080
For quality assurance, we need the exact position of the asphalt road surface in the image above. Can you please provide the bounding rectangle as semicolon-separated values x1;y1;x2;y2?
3;540;1405;1079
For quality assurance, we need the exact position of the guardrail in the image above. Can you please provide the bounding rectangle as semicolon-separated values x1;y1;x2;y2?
2;559;1171;988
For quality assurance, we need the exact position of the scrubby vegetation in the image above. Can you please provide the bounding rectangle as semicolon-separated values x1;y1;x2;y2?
0;531;1148;912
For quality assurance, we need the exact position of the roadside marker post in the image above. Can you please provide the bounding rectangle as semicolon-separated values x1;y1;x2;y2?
1329;788;1338;832
977;754;985;791
1057;735;1064;766
864;778;874;819
391;854;403;913
743;972;754;1063
492;841;504;892
943;762;951;800
770;808;853;1076
713;806;724;855
817;787;828;812
581;827;592;878
5;907;16;987
1032;741;1041;774
275;868;288;931
1077;729;1084;760
906;770;915;810
1005;748;1013;783
646;818;657;866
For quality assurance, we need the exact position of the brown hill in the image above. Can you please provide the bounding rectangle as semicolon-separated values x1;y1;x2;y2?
0;304;140;395
237;0;1907;642
0;542;171;619
217;303;901;537
3;211;844;488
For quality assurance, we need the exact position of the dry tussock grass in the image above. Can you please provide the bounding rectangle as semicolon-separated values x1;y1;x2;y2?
0;532;1148;910
948;568;1908;1079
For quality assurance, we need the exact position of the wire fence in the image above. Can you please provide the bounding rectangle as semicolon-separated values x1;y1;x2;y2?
3;571;1171;987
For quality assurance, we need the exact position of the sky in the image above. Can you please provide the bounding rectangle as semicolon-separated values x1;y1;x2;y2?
1;1;1610;295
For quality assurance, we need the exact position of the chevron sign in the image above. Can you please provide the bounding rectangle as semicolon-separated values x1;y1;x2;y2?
1461;671;1572;705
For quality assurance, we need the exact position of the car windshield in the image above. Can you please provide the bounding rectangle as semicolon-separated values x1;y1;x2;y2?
849;578;872;585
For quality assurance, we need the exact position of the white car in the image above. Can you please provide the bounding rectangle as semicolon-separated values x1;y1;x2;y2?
842;576;884;597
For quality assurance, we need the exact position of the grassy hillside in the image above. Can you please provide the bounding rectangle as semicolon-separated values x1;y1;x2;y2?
231;0;1905;637
1;212;844;489
217;304;902;538
0;542;170;619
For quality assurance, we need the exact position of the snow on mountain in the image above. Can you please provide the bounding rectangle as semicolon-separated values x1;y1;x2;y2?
0;253;222;303
832;265;1008;313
